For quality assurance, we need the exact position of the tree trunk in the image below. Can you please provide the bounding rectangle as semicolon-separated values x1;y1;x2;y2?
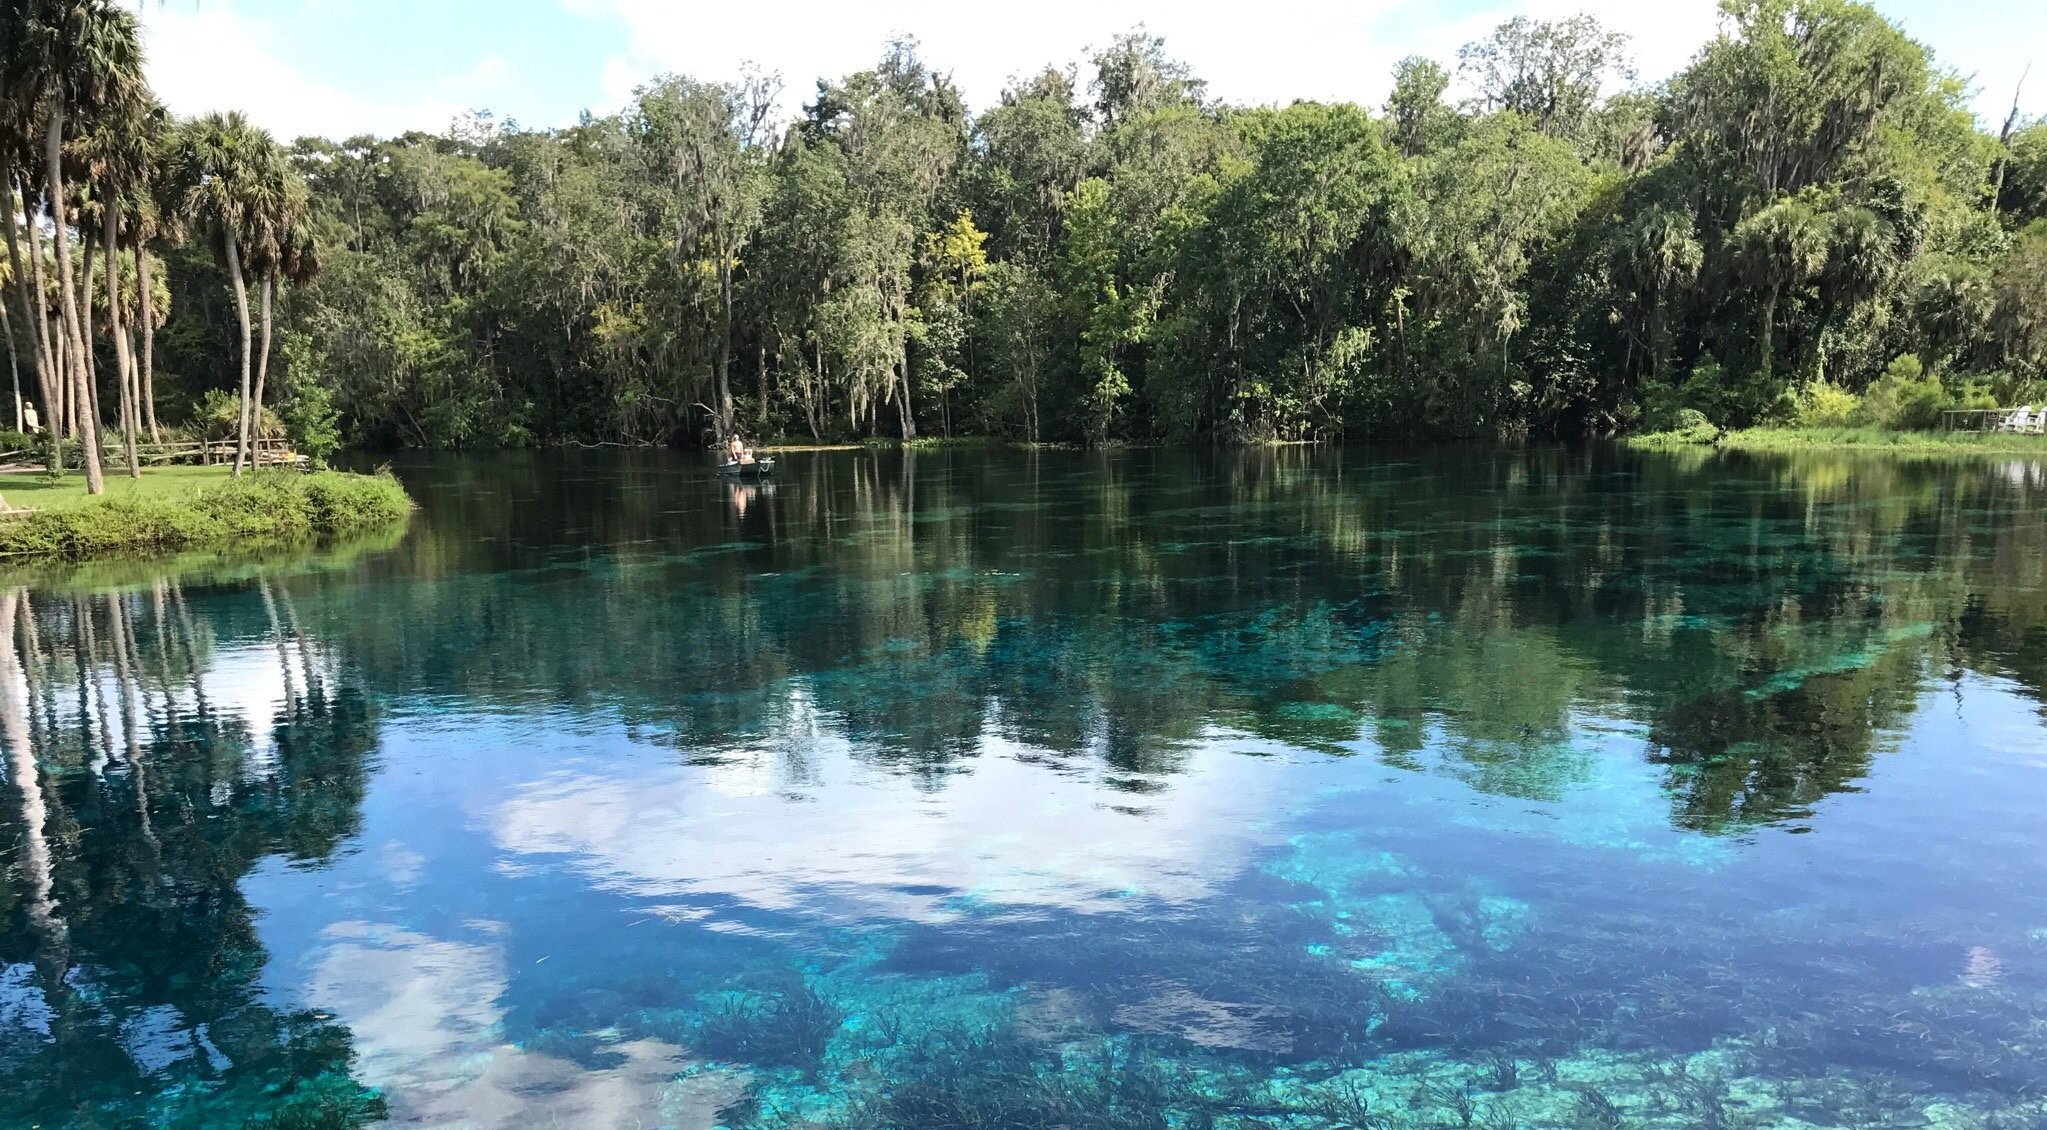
756;344;769;433
2;297;19;433
896;345;917;440
3;169;54;439
46;107;102;495
252;270;274;467
713;260;735;439
124;320;141;463
105;215;140;478
1649;291;1666;388
16;177;64;443
807;340;824;440
227;234;254;476
81;227;97;432
135;245;160;441
1759;283;1779;388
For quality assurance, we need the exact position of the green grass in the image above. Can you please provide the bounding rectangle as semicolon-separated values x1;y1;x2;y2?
0;466;413;561
0;464;245;509
1717;427;2047;454
1623;424;1721;450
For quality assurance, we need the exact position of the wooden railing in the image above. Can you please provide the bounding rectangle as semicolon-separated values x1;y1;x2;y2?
128;437;299;465
0;437;301;469
1943;408;2047;434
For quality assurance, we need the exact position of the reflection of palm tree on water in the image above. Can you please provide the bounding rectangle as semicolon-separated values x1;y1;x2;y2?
1;589;67;982
0;582;386;1128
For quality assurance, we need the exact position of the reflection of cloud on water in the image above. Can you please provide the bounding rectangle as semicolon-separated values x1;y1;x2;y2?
304;922;742;1128
202;644;295;752
0;964;55;1072
142;639;337;761
493;727;1293;922
308;923;502;1088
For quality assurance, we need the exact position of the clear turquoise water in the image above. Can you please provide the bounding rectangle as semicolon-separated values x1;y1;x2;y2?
4;446;2047;1129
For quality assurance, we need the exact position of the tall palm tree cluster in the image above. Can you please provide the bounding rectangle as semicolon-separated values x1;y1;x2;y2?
1;0;315;491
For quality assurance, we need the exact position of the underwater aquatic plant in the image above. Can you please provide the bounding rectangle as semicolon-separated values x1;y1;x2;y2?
863;1025;1181;1130
692;975;845;1073
235;1076;388;1130
1302;1076;1397;1129
1568;1083;1626;1130
1477;1052;1519;1091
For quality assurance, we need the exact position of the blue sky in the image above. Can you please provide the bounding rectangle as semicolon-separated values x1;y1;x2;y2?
142;0;2045;141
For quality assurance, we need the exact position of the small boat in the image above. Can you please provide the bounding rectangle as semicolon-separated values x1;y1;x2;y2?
718;457;775;478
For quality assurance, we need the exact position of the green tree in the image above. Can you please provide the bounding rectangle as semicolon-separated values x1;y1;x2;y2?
1991;223;2047;383
168;111;276;474
2000;121;2047;224
1458;15;1633;143
2;0;145;492
1385;56;1457;158
630;71;778;440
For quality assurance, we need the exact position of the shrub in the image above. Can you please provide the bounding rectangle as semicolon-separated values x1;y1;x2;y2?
1952;379;2000;412
1628;407;1721;448
1981;370;2045;407
1795;382;1861;428
191;389;286;443
1851;355;1950;430
0;470;411;560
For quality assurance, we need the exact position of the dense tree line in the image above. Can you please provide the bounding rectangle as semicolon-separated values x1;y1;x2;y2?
12;0;2047;452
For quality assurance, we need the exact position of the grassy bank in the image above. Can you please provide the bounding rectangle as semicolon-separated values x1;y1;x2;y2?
0;467;412;560
1626;426;2047;456
1717;427;2047;454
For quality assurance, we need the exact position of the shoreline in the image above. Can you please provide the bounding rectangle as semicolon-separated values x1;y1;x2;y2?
1624;427;2047;457
0;467;414;563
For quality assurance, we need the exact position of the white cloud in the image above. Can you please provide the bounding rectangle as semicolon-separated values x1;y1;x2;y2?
573;0;1722;123
139;6;474;139
138;0;2038;141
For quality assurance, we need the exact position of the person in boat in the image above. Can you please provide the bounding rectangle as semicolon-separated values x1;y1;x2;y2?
725;433;756;465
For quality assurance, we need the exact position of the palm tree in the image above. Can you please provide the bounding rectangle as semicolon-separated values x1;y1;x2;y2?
0;256;20;432
1613;204;1703;388
131;100;174;443
7;0;147;495
246;149;315;468
2;9;65;459
169;111;273;476
78;89;153;477
1733;193;1831;389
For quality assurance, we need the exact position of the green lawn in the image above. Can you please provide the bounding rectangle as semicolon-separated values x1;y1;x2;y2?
0;466;412;561
0;464;237;511
1717;427;2047;454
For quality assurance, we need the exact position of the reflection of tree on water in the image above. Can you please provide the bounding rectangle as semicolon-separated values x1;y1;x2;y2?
357;447;2047;831
0;582;384;1129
